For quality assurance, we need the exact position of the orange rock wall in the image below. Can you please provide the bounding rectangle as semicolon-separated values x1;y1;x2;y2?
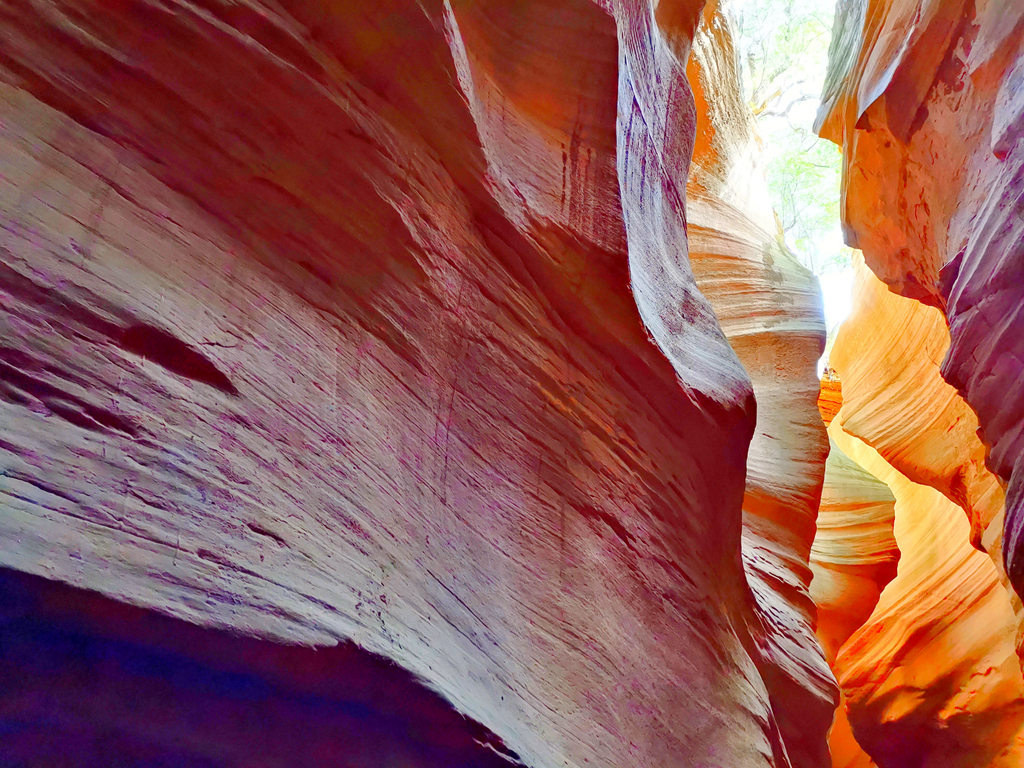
831;262;1007;568
810;435;897;666
688;6;836;764
818;0;1024;603
816;261;1024;766
810;383;895;768
818;1;1024;762
830;423;1024;767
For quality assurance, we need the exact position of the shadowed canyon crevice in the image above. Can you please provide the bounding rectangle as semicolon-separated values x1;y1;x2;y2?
0;0;1021;766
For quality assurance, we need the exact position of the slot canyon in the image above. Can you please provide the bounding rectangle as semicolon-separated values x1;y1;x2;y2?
0;0;1021;765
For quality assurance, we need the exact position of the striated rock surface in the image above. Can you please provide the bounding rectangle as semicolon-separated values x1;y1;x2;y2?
810;435;897;666
829;422;1024;767
0;1;835;766
830;260;1009;572
686;5;836;765
809;423;893;768
1;567;520;767
810;380;895;768
818;259;1024;766
818;0;1024;605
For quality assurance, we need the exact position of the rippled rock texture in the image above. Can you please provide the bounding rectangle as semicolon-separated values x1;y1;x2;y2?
816;259;1024;766
0;1;834;766
820;3;1024;759
688;5;836;764
818;0;1024;609
810;429;895;768
812;368;894;768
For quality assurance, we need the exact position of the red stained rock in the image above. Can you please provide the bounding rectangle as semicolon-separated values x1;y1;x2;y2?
0;1;834;766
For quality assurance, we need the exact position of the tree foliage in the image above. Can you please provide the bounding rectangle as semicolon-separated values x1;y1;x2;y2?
726;0;853;275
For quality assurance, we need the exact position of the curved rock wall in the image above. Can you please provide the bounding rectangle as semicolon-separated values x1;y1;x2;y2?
687;6;836;765
0;1;835;766
812;369;895;768
829;423;1024;767
817;259;1024;766
811;421;896;768
810;435;898;666
818;0;1024;607
830;261;1012;584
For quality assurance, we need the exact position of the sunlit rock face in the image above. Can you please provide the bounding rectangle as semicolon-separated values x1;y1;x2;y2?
829;425;1024;768
810;435;897;666
687;5;837;765
819;261;1024;767
810;380;895;768
818;0;1024;606
831;262;1011;580
0;1;835;766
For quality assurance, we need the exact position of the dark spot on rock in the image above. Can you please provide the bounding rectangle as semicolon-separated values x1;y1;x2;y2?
121;323;239;396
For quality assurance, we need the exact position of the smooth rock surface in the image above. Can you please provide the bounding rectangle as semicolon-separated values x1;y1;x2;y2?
819;258;1024;766
830;260;1008;570
687;6;837;764
810;377;895;768
810;435;897;666
830;423;1024;767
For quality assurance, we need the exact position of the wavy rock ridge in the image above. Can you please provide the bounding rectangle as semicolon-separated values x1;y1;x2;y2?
815;1;1024;765
818;0;1024;607
817;0;1024;760
8;0;1020;764
815;261;1024;766
688;6;836;764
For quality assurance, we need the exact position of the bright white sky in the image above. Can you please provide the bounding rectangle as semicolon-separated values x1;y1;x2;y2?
726;0;856;338
819;267;854;332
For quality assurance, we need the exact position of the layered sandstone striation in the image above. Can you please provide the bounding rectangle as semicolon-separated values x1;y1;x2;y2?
816;260;1024;766
817;2;1024;762
810;435;897;667
818;0;1024;604
830;261;1008;571
828;423;1024;767
810;385;895;768
687;6;836;764
0;1;835;766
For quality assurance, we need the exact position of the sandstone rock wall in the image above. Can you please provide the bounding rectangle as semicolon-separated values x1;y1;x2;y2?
810;373;895;768
817;2;1024;762
829;423;1024;767
813;260;1024;766
818;0;1024;606
0;1;833;766
687;6;837;765
1;567;521;767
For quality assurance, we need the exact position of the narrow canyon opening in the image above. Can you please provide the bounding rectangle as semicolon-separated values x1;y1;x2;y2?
717;2;1024;766
0;1;1021;767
